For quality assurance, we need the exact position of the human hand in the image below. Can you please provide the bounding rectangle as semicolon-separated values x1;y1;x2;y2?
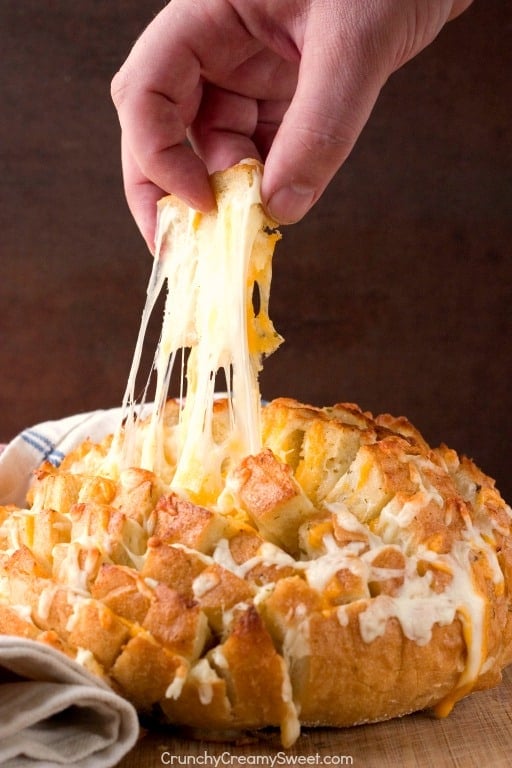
111;0;473;250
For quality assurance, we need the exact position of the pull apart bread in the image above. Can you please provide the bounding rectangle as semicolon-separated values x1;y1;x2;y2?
1;162;512;748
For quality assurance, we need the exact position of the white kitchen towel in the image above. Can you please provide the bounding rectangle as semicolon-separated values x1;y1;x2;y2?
0;637;139;767
0;407;125;508
0;410;142;766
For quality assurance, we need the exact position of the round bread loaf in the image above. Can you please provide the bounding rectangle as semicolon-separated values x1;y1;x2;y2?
1;397;511;746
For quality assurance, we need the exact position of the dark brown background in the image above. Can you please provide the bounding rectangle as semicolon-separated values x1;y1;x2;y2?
1;1;511;500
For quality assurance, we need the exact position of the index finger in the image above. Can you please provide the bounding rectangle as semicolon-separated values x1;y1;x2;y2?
111;0;261;218
112;44;214;217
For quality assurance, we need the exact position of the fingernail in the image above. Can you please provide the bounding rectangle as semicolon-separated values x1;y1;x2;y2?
267;184;315;224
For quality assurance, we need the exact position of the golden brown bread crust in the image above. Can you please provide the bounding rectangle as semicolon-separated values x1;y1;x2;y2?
1;396;512;745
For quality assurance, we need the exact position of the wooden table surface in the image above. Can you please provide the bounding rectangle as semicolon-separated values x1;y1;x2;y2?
117;665;512;768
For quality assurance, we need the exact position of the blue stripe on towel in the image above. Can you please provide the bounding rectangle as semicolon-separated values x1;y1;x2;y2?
46;450;65;467
21;430;64;466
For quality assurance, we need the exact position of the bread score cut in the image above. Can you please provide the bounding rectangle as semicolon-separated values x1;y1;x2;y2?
1;396;512;746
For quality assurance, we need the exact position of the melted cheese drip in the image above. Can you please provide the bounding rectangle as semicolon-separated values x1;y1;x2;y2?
326;496;501;713
106;162;282;502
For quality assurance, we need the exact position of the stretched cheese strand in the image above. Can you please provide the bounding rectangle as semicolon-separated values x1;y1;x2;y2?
106;161;282;502
170;170;281;501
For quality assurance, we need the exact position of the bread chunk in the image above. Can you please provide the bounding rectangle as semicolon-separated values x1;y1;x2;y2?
1;397;512;746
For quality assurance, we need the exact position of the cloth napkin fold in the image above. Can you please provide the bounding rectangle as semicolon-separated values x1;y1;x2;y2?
0;409;141;767
0;637;139;767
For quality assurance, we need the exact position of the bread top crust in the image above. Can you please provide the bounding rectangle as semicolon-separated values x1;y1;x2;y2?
1;396;511;745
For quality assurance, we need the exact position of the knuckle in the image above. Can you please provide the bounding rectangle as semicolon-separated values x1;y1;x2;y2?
110;68;130;107
294;112;355;156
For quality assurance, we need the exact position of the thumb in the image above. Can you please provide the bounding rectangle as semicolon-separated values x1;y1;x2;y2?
262;16;390;224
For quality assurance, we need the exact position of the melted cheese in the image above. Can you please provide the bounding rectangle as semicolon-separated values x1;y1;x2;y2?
325;499;498;707
188;658;219;705
23;162;499;727
106;161;282;504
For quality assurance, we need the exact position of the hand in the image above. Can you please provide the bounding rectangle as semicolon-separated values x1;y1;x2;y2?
111;0;473;250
